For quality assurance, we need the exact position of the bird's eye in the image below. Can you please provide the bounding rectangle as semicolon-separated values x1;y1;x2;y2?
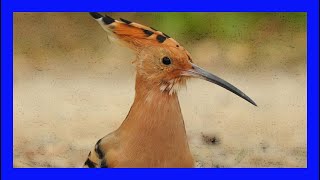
162;57;171;65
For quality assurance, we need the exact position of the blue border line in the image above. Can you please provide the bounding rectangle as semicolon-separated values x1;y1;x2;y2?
2;0;319;180
306;3;320;177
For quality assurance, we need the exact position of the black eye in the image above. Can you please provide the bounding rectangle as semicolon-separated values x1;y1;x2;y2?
162;57;171;65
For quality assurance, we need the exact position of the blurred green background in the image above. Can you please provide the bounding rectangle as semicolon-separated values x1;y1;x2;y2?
146;13;306;42
14;13;306;72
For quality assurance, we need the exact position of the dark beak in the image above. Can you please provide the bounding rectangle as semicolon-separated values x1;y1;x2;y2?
182;63;257;106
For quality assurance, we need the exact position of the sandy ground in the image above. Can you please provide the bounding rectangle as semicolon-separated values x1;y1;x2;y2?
13;55;306;168
13;13;306;168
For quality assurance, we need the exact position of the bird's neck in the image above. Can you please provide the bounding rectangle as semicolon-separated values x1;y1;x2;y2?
117;74;189;148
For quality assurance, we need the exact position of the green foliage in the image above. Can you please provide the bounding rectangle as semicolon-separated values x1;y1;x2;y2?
140;13;306;42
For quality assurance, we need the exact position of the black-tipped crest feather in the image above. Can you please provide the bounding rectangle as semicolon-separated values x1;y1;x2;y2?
89;12;103;19
102;15;115;25
120;18;132;24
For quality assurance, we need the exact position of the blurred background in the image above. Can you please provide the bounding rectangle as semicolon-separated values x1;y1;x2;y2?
14;13;306;167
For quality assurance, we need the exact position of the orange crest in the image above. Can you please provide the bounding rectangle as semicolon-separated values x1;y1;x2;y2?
89;12;192;59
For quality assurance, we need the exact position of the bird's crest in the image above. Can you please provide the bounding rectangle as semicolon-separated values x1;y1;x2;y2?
89;12;187;52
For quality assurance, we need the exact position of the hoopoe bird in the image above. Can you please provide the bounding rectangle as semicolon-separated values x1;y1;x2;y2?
83;12;257;168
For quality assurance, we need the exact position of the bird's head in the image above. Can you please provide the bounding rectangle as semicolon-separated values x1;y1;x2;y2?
89;12;256;106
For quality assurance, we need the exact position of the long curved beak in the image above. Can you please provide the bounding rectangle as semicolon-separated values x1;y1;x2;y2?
182;63;257;106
